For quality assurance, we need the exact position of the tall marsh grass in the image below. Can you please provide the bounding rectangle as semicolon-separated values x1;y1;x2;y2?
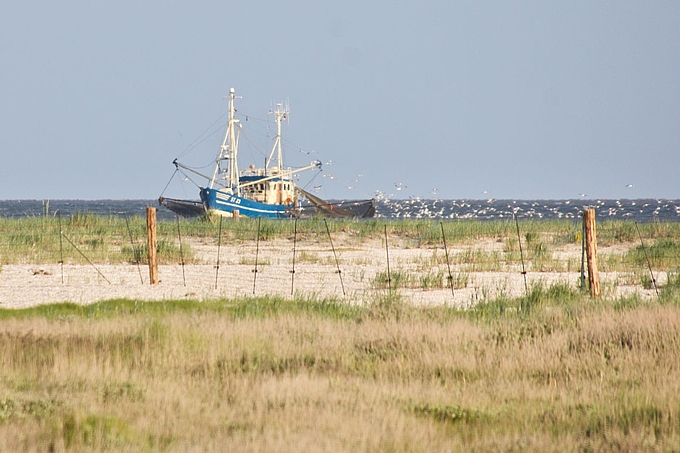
0;288;679;451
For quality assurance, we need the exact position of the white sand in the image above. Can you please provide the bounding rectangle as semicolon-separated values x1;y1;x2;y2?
0;237;660;309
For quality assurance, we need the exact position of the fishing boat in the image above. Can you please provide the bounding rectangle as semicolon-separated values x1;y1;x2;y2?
162;87;375;219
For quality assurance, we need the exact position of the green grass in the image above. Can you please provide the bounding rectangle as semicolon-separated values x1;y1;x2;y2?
0;295;363;322
0;216;197;265
625;238;680;269
1;216;678;267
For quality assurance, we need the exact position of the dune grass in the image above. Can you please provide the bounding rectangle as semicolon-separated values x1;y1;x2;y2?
0;215;194;265
2;216;678;272
1;283;680;451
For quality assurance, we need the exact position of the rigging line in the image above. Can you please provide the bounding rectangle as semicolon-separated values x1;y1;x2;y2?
176;112;229;159
280;137;307;156
239;129;268;158
188;162;218;170
236;113;276;143
239;116;277;138
175;168;202;189
277;132;323;162
235;110;269;124
180;119;230;158
177;159;217;171
238;115;269;128
159;169;179;198
300;169;324;191
244;116;309;167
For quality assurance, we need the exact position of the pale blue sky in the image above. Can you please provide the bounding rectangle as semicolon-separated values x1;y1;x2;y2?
2;1;678;200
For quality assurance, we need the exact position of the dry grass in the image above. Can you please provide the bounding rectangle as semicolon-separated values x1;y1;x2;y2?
1;291;680;451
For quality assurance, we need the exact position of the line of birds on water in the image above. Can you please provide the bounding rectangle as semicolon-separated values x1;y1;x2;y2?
374;197;678;220
286;170;644;209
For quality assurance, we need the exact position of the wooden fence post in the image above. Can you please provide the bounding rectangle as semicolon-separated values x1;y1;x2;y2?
583;208;600;299
146;207;159;285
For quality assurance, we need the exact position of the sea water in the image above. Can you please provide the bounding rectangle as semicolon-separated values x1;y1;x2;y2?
0;199;678;222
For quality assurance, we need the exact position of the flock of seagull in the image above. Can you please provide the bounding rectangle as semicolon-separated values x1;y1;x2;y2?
305;163;670;221
374;198;679;221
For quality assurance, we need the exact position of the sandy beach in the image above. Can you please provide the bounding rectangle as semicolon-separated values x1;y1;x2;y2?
0;236;660;309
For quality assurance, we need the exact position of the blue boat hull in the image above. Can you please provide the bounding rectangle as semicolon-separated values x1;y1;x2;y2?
199;188;292;218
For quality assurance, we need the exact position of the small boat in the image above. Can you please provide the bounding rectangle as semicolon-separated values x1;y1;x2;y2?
163;87;374;219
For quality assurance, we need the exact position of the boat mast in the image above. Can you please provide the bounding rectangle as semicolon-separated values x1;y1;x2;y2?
268;102;289;175
210;87;241;191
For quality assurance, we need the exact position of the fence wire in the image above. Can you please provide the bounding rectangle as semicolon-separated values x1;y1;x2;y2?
0;214;677;306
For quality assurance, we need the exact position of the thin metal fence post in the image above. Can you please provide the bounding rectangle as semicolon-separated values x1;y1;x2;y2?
57;211;64;284
635;222;659;297
324;219;345;296
176;214;186;287
60;233;111;285
125;214;144;284
514;214;528;295
214;216;223;289
290;218;298;295
580;214;586;290
385;225;392;292
440;221;454;298
252;218;261;295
